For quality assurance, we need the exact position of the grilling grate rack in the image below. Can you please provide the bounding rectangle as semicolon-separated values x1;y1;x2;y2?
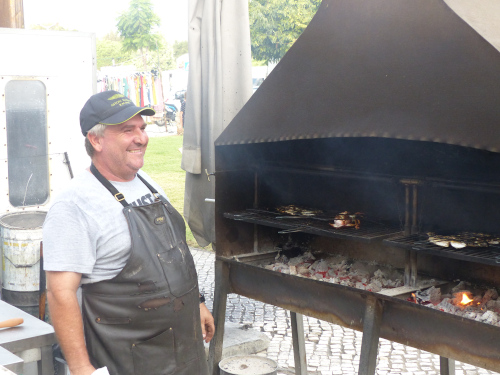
384;234;500;266
224;208;402;242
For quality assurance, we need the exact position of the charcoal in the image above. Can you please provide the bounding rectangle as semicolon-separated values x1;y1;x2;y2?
311;259;329;272
416;286;441;304
478;310;498;325
451;281;469;294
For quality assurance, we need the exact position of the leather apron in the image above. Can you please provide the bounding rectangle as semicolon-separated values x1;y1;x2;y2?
81;165;208;375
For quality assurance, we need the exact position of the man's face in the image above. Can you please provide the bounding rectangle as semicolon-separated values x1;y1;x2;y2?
93;114;149;181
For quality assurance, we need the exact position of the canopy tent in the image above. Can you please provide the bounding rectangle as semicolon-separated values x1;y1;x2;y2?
182;0;252;247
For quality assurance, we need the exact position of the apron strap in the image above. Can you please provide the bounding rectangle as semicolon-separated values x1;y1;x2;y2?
136;173;172;213
90;164;169;210
90;163;130;208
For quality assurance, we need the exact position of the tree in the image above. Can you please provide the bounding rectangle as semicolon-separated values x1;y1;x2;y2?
116;0;161;70
96;37;133;70
249;0;321;64
173;40;188;60
145;34;176;72
97;32;175;72
102;31;123;42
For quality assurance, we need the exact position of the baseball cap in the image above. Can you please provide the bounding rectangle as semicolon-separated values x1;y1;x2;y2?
80;91;155;136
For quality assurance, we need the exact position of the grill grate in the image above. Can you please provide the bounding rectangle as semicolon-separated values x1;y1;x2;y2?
224;209;401;242
384;234;500;266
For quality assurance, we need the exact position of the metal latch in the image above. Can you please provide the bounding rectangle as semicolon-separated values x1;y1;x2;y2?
205;169;215;181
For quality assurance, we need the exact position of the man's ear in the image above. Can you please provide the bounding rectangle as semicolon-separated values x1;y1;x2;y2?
87;132;103;153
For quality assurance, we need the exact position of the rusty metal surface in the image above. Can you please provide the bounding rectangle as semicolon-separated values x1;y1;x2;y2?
216;0;500;153
0;0;24;28
224;259;500;372
358;295;383;375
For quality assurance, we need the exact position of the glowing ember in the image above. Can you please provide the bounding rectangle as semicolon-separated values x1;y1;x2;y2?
460;293;474;305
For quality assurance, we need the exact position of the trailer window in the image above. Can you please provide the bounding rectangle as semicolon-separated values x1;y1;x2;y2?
5;80;49;207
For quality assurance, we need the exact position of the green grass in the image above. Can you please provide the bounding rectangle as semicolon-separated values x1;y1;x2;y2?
142;135;199;247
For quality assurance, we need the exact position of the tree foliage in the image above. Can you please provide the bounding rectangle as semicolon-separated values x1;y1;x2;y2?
116;0;161;69
144;34;176;72
173;40;188;60
96;35;134;70
249;0;321;64
96;33;175;72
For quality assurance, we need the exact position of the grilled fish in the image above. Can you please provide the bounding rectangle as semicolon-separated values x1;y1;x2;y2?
426;231;500;249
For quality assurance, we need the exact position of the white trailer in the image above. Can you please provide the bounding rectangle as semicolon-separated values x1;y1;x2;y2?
0;28;96;312
0;28;95;215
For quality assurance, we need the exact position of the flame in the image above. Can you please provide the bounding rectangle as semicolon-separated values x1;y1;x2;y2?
460;293;474;305
407;293;417;303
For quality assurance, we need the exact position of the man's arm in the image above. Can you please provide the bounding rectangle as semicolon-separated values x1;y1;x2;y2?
199;302;215;343
46;271;96;375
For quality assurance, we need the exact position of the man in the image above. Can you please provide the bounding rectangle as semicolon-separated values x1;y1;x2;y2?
43;91;214;375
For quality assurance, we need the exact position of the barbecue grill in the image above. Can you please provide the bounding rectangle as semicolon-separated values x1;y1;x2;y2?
207;1;500;374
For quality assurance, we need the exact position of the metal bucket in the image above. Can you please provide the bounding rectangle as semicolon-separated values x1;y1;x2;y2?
219;355;278;375
0;211;46;316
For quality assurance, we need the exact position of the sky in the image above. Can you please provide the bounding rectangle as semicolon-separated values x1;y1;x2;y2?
23;0;189;43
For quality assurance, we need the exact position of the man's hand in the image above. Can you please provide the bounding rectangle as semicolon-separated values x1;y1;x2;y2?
70;364;97;375
199;303;215;343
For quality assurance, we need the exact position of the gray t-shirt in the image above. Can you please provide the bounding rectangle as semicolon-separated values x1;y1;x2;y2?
43;169;168;284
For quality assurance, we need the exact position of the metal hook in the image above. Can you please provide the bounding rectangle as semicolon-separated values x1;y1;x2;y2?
205;169;215;181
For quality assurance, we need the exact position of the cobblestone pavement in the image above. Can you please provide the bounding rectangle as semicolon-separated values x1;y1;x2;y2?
192;248;500;375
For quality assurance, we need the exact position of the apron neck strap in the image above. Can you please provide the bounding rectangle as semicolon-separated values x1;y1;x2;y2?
90;163;129;208
90;164;167;208
136;173;171;208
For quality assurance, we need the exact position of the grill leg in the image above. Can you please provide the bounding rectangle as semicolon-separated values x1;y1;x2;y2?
209;259;230;375
358;295;383;375
440;356;455;375
290;312;307;375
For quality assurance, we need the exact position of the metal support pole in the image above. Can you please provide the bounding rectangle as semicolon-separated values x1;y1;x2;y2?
290;312;307;375
411;184;419;234
410;250;418;288
440;357;456;375
358;296;383;375
38;344;54;375
404;184;411;235
63;152;74;179
254;172;259;252
404;249;411;286
209;260;230;375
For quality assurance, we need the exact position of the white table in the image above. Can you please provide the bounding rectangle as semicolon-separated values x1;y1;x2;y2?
0;301;55;375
